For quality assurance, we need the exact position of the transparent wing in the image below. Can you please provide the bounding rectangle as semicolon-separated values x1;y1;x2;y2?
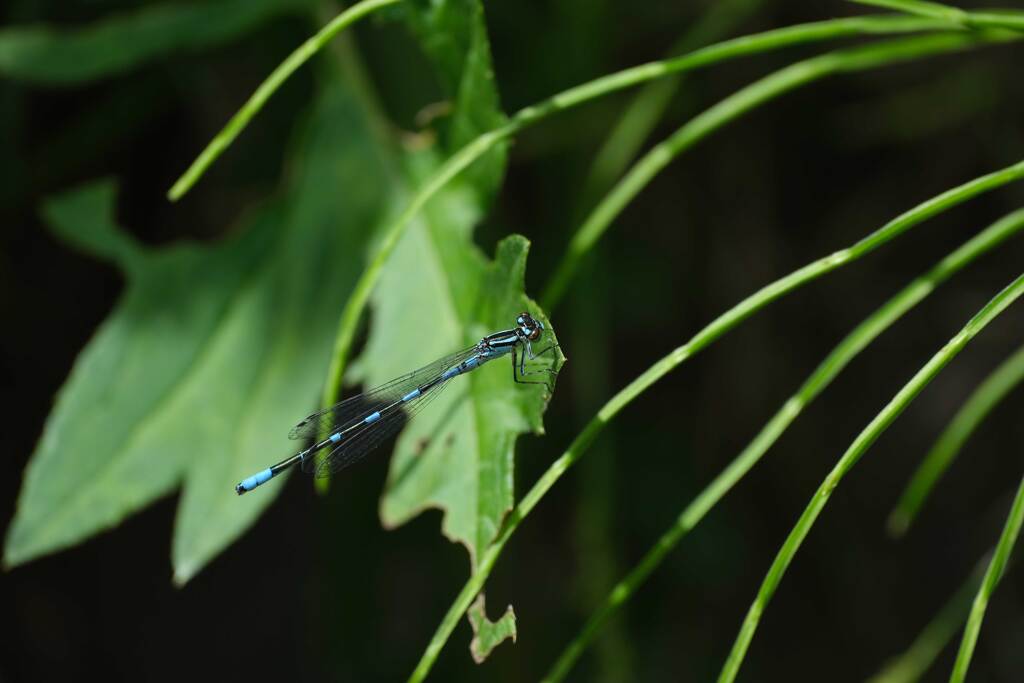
289;344;479;442
309;375;457;477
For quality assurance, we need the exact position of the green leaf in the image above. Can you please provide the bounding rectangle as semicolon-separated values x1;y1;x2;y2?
348;1;564;587
366;221;562;563
467;595;517;663
0;0;312;85
4;78;392;579
41;180;143;269
398;0;507;203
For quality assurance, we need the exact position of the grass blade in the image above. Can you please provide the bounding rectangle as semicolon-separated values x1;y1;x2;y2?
949;474;1024;682
542;208;1024;682
540;30;1014;310
168;8;949;201
888;342;1024;536
167;0;400;200
717;272;1024;683
322;15;963;419
172;12;954;203
850;0;969;23
850;0;1024;31
404;162;1024;682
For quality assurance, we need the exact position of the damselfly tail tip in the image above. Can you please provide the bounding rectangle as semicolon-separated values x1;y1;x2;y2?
235;467;273;495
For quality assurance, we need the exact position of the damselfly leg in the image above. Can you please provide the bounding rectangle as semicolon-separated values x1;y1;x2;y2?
512;341;560;391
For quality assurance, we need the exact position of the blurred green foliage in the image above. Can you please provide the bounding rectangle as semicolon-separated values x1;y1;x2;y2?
7;81;388;578
4;0;1024;681
0;0;312;84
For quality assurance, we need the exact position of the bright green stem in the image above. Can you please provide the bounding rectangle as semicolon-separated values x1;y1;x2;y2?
949;473;1024;682
888;342;1024;536
717;273;1024;683
168;12;948;203
324;15;960;421
166;0;400;200
850;0;1024;31
543;208;1024;682
866;553;990;683
540;29;1011;310
509;15;949;129
405;161;1024;683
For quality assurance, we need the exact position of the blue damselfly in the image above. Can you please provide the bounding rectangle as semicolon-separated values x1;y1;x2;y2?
236;312;559;494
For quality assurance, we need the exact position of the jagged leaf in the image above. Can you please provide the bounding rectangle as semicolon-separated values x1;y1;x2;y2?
4;80;392;580
366;218;562;562
354;1;559;661
357;0;563;574
350;11;564;668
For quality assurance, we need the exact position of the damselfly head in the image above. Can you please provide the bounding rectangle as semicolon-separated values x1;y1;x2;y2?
516;311;544;340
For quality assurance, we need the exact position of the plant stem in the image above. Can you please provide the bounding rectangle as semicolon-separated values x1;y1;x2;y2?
718;272;1024;682
540;29;1013;310
167;0;401;200
169;11;949;202
888;342;1024;536
949;473;1024;682
850;0;1024;31
405;163;1024;682
543;208;1024;682
323;15;961;418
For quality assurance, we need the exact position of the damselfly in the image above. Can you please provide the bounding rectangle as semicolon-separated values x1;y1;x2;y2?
236;312;559;495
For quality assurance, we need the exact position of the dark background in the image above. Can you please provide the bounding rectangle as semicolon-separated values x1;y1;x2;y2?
3;0;1024;681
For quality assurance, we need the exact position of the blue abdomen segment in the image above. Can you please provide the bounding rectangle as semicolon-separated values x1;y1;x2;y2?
441;355;486;381
236;468;274;495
